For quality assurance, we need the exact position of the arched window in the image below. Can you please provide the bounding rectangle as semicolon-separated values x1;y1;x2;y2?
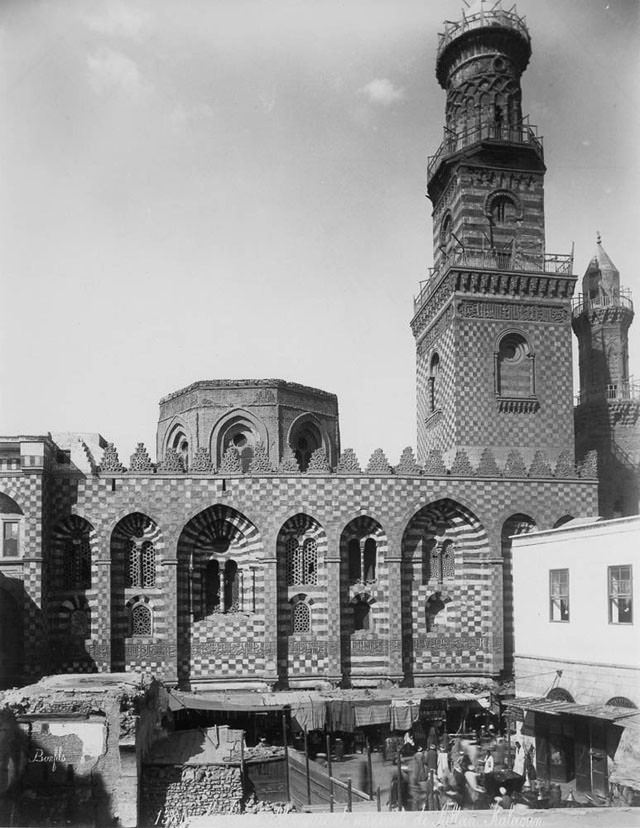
127;540;156;588
496;332;534;399
489;194;518;226
439;213;453;256
287;537;317;586
169;429;189;472
423;537;453;583
205;560;220;614
130;604;152;637
353;599;370;632
429;353;441;413
422;537;437;584
217;416;260;473
348;537;377;584
292;601;310;633
64;533;92;590
546;687;574;703
606;697;636;709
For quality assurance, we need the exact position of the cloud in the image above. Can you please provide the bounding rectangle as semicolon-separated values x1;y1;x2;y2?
359;78;405;106
82;3;149;41
87;48;151;98
170;102;215;130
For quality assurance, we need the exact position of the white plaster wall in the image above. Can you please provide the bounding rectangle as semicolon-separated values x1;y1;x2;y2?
512;516;640;671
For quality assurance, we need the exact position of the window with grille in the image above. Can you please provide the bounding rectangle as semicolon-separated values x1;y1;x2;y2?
224;559;240;612
609;565;633;624
131;604;152;636
127;540;156;588
441;541;455;579
287;536;317;585
292;601;310;633
64;535;92;589
549;569;570;622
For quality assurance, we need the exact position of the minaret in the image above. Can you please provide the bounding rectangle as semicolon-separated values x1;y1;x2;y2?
572;235;640;516
411;1;577;469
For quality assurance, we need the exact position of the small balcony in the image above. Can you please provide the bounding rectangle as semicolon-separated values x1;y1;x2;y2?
427;120;543;184
575;379;640;406
571;289;634;319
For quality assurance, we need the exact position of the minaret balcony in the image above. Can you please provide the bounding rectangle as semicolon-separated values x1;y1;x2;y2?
571;289;634;319
413;247;574;314
576;379;640;406
436;7;531;62
427;120;544;185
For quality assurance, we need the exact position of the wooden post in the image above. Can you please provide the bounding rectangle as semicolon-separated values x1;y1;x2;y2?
282;710;290;802
396;749;403;810
376;785;381;812
326;733;334;810
240;738;245;783
304;729;312;805
366;739;373;799
347;778;352;813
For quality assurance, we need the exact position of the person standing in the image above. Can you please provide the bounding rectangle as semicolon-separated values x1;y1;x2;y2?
483;749;494;775
426;744;438;774
512;741;525;776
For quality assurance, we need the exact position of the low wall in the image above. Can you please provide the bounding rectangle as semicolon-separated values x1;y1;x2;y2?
140;764;243;826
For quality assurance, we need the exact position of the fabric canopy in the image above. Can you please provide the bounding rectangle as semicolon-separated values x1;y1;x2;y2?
504;696;640;725
168;690;287;713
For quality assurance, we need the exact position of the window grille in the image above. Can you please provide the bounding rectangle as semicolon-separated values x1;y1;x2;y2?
64;535;91;589
441;541;455;579
224;559;240;612
131;604;152;636
141;542;156;587
292;601;310;633
205;560;221;614
128;540;141;588
287;537;317;585
302;538;317;584
609;565;633;624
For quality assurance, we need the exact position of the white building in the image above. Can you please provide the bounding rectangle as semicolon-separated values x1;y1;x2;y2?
509;515;640;800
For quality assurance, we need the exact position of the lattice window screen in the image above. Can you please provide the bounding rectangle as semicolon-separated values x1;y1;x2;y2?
302;538;317;585
128;541;141;588
141;542;156;587
292;602;310;633
131;604;152;636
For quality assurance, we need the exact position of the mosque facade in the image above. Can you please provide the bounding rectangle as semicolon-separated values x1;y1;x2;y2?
4;2;636;696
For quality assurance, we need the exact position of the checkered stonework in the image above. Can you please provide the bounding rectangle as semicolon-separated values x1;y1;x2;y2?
2;467;597;689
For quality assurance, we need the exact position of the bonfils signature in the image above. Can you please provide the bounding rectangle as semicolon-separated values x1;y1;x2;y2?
29;747;66;772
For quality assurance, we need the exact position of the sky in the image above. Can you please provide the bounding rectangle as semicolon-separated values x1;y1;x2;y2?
1;0;639;466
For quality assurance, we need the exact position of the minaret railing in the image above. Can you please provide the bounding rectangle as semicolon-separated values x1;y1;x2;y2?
427;120;543;181
571;289;634;318
437;8;530;57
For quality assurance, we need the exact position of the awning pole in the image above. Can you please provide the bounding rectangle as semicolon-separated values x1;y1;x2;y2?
304;729;312;805
367;738;374;799
282;710;290;803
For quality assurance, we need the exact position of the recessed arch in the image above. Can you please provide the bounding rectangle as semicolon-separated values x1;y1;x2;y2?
165;421;190;471
287;413;330;473
0;493;23;515
496;331;534;398
1;492;24;558
50;515;96;591
210;409;268;472
502;513;537;677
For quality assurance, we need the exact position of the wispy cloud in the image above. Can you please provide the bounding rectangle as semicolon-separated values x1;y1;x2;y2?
81;3;150;41
359;78;405;106
87;48;151;98
170;102;215;130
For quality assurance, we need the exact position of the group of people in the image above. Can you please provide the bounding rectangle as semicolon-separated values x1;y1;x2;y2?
388;733;534;811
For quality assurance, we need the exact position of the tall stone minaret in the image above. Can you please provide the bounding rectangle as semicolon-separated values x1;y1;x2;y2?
572;235;640;516
411;0;577;470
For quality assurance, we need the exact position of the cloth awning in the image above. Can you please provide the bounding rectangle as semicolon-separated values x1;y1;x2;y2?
504;696;640;725
168;690;288;713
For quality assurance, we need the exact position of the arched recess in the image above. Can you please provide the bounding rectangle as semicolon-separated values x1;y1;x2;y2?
276;513;327;686
402;499;489;682
0;492;23;557
338;515;387;681
165;421;190;471
177;504;263;685
50;515;96;592
110;513;163;672
0;582;23;688
554;515;574;529
287;414;330;473
211;409;268;473
501;513;537;677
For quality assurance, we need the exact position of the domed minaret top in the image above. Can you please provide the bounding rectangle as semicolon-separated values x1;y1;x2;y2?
581;232;621;303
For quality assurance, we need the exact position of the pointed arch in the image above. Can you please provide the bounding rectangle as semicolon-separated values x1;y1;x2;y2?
50;515;96;591
501;513;537;677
